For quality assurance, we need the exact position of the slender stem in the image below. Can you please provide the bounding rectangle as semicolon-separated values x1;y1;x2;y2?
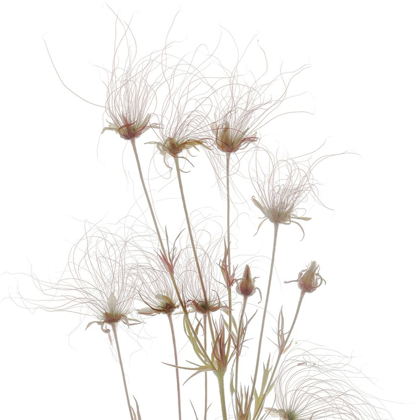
203;313;208;420
226;153;233;358
226;153;231;273
216;373;228;420
252;291;305;420
111;323;135;420
174;158;208;307
168;313;182;420
130;140;210;365
248;223;279;413
130;139;166;257
234;296;248;404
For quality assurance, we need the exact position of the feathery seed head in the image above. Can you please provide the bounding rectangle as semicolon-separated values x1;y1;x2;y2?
102;23;162;141
21;223;141;333
251;155;318;230
103;292;124;323
211;120;257;154
150;136;209;168
266;347;390;419
135;263;181;316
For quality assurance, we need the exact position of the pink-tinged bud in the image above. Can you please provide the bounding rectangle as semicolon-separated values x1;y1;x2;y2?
295;261;325;293
236;265;256;297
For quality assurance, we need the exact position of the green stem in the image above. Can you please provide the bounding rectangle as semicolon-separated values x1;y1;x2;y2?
111;323;135;420
216;373;228;420
248;223;279;414
168;313;182;420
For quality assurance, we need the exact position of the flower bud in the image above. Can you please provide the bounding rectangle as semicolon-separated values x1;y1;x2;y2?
296;261;325;293
236;265;256;297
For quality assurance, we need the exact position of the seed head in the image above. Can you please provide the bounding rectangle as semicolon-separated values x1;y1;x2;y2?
102;24;162;141
150;137;209;168
19;223;141;333
211;120;257;154
133;250;182;316
266;346;390;419
251;149;339;237
151;42;214;169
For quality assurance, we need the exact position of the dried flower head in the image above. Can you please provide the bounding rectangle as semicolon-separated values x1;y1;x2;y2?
152;136;208;167
148;40;215;169
285;261;325;294
102;19;162;141
19;224;140;333
211;120;257;154
211;39;308;151
251;151;334;236
135;265;180;316
182;237;227;315
265;347;391;419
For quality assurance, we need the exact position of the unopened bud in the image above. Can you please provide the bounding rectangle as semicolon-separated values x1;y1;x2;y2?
296;261;325;293
236;265;256;297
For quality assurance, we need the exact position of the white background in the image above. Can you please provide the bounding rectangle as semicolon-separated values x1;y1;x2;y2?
1;1;419;419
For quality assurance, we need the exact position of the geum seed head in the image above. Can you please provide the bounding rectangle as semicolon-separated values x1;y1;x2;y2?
148;42;215;169
19;223;141;334
266;346;391;419
182;237;227;315
102;19;162;141
135;264;180;316
251;150;336;237
211;120;257;154
207;35;309;183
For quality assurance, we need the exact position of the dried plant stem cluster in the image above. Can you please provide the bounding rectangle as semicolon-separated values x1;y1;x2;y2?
18;13;392;420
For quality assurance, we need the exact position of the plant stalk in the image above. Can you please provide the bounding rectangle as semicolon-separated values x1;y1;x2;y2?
226;153;233;358
111;323;136;420
216;373;228;420
130;140;210;364
130;139;166;256
168;313;182;420
234;296;248;403
226;153;231;273
248;223;279;413
203;313;208;420
252;291;305;420
174;158;208;307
